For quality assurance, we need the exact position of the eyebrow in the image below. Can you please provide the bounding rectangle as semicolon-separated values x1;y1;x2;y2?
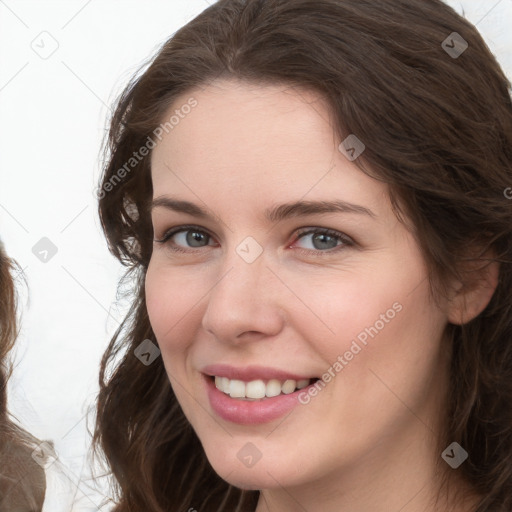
151;197;375;222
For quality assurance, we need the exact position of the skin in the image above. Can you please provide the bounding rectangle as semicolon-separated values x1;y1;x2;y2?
146;79;494;511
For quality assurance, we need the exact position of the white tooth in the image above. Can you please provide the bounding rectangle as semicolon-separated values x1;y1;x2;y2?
246;380;266;399
297;379;309;389
265;379;282;397
220;377;230;394
281;379;297;394
229;379;246;398
215;376;223;391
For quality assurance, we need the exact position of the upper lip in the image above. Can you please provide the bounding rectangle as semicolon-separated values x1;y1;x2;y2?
202;364;316;382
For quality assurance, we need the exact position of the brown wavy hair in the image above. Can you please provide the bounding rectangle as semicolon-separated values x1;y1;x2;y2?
0;244;46;511
94;0;512;510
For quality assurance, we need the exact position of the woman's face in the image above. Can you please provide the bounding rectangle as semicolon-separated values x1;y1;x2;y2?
146;79;452;492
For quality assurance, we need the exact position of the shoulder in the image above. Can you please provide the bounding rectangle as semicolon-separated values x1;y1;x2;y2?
0;437;46;512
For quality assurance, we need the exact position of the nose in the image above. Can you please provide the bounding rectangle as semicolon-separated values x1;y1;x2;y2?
201;246;285;345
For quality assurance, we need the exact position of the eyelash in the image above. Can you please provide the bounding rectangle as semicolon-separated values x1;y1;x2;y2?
154;224;355;257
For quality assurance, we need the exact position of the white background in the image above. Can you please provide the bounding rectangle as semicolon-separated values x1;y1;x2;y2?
0;1;510;510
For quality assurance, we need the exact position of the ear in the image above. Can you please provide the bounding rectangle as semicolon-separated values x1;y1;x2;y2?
447;256;500;325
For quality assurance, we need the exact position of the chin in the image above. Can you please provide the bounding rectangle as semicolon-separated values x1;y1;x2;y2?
215;466;284;491
202;443;308;491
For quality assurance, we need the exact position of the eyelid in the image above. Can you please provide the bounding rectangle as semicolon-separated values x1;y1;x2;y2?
293;227;354;245
154;224;355;254
154;224;216;244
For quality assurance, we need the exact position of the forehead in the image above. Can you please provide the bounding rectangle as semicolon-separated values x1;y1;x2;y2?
152;79;335;164
150;79;390;218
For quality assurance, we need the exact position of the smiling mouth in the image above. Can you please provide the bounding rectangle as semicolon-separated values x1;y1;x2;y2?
211;376;319;400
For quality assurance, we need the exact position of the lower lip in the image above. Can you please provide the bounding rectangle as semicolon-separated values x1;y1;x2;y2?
205;375;313;425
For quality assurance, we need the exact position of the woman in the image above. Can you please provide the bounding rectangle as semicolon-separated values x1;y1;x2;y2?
0;243;77;511
0;241;46;511
94;0;512;510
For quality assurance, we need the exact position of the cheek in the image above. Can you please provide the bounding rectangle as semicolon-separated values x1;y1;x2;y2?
145;262;206;418
318;276;446;416
145;265;170;339
145;261;200;353
287;267;408;359
292;257;443;376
